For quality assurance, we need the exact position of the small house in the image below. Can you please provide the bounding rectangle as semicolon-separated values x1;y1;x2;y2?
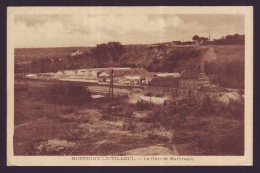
98;70;112;82
97;68;155;85
147;77;179;97
178;69;210;97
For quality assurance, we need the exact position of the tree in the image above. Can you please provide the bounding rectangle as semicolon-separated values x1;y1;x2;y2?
91;42;124;67
200;37;209;43
233;34;239;38
41;57;52;72
226;35;234;40
192;35;209;44
31;59;39;73
199;95;212;115
192;35;200;41
107;42;124;62
91;43;109;67
161;48;200;72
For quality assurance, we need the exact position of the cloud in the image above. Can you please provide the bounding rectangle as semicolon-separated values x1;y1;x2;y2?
14;14;244;48
174;14;244;39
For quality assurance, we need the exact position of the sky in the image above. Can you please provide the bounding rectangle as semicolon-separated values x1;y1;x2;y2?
14;14;244;48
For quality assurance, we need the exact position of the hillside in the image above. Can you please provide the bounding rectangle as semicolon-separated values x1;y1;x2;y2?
15;44;244;66
119;44;244;72
15;44;245;89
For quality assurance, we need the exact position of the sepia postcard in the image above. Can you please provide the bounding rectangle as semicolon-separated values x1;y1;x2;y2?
7;6;253;166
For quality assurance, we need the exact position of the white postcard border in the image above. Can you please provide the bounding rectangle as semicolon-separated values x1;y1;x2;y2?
7;6;253;166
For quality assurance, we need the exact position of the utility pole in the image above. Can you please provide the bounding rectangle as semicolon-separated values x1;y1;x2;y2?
109;69;114;97
111;69;114;97
24;65;28;89
109;75;111;95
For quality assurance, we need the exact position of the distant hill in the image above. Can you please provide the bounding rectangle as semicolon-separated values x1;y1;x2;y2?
14;44;244;73
15;47;92;63
15;44;244;64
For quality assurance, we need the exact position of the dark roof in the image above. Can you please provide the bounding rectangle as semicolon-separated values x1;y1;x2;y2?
124;68;155;78
198;85;226;92
148;77;179;88
179;69;201;79
99;69;129;76
146;72;157;78
114;69;129;76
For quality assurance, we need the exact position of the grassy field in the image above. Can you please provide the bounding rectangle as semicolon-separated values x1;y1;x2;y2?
212;45;244;62
14;84;244;156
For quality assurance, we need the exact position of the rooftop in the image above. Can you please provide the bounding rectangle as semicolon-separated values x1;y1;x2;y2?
179;69;201;79
148;77;179;88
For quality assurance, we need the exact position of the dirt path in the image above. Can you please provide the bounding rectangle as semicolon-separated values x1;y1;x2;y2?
170;144;179;155
156;142;179;156
14;116;47;128
201;47;217;62
69;137;86;156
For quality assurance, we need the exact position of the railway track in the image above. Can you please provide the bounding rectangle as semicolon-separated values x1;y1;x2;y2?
24;79;146;90
16;79;144;96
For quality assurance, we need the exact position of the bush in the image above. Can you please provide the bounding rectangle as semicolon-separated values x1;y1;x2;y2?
147;131;169;143
123;122;137;133
227;99;244;119
101;113;113;120
166;98;200;116
45;84;91;105
144;92;154;97
155;93;164;97
103;104;134;118
171;130;196;144
136;100;153;111
123;106;134;117
140;109;161;123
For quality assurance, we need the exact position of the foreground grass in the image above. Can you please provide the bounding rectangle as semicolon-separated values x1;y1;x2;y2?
171;116;244;155
14;85;244;156
14;86;159;155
